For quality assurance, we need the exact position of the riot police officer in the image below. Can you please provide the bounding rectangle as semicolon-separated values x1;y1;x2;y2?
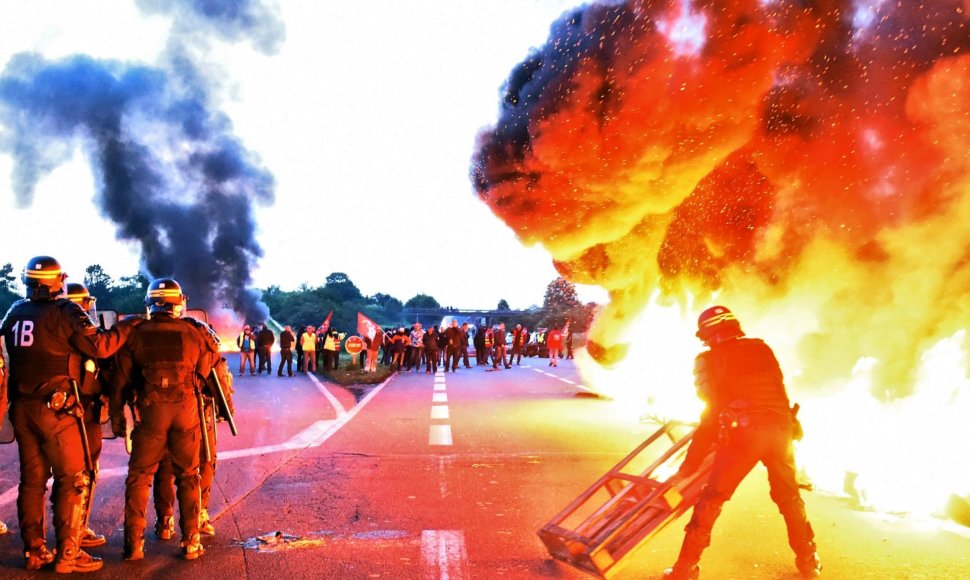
154;338;234;541
65;282;110;549
664;306;821;579
109;278;220;561
0;256;137;573
0;354;7;536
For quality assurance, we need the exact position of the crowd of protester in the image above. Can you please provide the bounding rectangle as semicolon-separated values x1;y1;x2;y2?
234;320;574;376
378;320;574;374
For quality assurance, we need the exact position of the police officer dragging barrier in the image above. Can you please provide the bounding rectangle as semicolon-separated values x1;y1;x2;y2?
109;277;220;561
0;256;140;573
663;306;821;580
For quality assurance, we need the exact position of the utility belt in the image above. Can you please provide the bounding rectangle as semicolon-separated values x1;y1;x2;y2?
717;404;799;445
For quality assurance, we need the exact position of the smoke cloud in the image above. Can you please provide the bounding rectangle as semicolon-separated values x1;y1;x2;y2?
136;0;286;55
473;0;970;398
0;53;274;321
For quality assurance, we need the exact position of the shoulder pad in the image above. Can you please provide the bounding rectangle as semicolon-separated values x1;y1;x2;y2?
185;317;222;346
58;299;97;332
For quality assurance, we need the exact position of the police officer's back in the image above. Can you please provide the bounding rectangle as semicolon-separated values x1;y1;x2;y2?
0;256;137;573
109;277;219;562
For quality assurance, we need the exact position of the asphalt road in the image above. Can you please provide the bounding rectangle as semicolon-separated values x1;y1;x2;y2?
0;354;968;579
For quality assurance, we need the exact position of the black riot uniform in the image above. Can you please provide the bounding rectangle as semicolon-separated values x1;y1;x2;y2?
0;256;136;573
665;306;821;580
65;282;111;549
109;278;219;561
0;355;7;536
154;348;234;540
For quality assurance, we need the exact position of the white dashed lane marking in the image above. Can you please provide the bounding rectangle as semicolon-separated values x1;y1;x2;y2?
429;424;453;446
430;369;452;446
421;530;469;579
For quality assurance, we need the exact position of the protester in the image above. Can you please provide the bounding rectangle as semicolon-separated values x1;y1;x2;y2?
295;325;306;371
459;322;472;368
493;323;511;369
364;331;382;372
390;328;408;371
547;326;563;367
474;324;487;365
408;323;425;372
257;323;275;374
236;324;256;376
423;326;439;373
509;324;527;366
324;329;342;370
437;325;449;367
301;325;317;373
278;325;296;377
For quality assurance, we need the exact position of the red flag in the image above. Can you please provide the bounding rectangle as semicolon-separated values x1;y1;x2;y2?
357;312;382;341
319;310;333;334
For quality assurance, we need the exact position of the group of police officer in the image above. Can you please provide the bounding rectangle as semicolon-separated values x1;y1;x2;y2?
0;256;234;573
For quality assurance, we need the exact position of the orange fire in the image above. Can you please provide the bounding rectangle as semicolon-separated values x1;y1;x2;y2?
474;1;970;516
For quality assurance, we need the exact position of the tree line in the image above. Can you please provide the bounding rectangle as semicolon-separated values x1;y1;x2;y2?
0;263;597;334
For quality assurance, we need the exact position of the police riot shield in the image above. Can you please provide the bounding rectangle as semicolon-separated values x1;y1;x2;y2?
186;309;208;325
96;309;119;330
96;310;121;441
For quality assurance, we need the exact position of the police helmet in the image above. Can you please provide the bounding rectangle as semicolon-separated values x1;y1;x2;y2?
696;305;744;345
145;278;186;317
66;282;97;312
22;255;67;298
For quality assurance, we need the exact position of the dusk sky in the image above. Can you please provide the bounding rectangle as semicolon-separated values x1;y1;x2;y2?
0;0;608;310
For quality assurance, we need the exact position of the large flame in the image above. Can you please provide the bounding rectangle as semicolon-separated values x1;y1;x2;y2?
473;0;970;516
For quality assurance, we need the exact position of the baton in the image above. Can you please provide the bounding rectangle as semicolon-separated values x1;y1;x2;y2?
196;386;212;463
69;380;93;473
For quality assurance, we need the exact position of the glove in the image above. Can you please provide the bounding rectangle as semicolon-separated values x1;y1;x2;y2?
111;415;127;438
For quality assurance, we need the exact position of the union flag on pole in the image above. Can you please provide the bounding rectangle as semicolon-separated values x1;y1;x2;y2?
357;312;382;341
319;310;333;334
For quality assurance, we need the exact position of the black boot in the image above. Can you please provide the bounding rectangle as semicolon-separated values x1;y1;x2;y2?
24;543;54;571
181;533;205;560
663;563;700;580
54;537;104;573
796;551;822;578
79;527;106;548
123;530;145;561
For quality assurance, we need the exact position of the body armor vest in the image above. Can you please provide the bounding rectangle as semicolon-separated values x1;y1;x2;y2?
696;338;790;413
1;299;82;396
133;318;202;393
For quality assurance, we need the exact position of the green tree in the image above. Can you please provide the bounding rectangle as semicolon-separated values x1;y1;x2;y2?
108;273;150;313
405;294;440;309
84;264;113;299
0;262;19;314
497;299;510;311
542;277;581;310
323;272;362;303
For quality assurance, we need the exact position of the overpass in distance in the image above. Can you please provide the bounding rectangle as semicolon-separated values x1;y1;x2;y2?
400;307;533;327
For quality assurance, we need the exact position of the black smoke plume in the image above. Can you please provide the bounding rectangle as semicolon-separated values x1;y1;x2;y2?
0;53;274;321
